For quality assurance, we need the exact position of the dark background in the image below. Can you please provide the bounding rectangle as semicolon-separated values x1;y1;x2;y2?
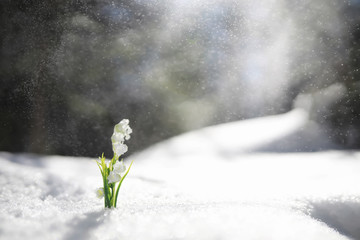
1;0;360;157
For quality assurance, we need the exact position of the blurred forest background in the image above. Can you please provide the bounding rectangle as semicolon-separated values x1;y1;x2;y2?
1;0;360;157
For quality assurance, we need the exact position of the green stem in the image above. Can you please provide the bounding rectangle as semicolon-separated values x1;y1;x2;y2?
111;183;115;207
103;174;110;208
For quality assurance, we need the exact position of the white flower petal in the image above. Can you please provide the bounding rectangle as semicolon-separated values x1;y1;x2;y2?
113;142;128;157
113;161;126;174
95;187;104;199
113;119;132;142
111;132;125;143
108;171;121;184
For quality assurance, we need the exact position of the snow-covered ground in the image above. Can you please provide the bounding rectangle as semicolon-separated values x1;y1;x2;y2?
1;109;360;240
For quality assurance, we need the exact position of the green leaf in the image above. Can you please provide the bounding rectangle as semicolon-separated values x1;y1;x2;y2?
97;154;112;208
96;161;104;176
114;160;133;208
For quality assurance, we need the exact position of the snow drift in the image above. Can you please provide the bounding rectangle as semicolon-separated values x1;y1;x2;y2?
1;109;360;240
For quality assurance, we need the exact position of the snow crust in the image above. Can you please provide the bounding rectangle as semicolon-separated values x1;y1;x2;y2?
1;109;360;240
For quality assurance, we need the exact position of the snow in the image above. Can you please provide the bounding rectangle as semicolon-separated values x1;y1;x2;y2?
1;109;360;240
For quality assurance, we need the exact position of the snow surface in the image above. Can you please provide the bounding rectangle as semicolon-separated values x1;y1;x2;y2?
1;109;360;240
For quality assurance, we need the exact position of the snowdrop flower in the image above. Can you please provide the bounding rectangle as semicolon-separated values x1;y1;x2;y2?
113;161;126;175
111;132;125;144
111;119;132;157
108;161;126;184
108;171;121;184
95;187;104;199
111;120;132;144
112;142;128;157
114;119;132;141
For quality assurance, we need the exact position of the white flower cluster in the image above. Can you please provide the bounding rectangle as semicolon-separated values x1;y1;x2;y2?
95;158;128;199
108;161;126;184
111;119;132;157
95;119;133;206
